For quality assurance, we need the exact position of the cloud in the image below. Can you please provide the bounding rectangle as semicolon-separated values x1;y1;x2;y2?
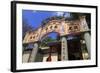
53;12;71;18
64;12;71;18
55;12;64;16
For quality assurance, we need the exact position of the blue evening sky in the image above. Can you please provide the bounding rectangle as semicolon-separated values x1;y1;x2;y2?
22;10;70;39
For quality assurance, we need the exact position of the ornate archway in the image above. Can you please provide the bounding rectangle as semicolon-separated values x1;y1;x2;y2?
22;16;90;62
23;16;89;44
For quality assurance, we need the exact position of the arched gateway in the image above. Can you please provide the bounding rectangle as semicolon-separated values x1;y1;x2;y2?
22;16;91;62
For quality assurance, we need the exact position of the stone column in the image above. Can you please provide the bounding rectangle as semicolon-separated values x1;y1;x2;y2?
61;37;69;60
84;32;91;59
29;43;38;62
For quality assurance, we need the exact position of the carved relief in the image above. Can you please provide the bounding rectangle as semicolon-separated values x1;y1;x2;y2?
23;16;89;43
68;23;80;33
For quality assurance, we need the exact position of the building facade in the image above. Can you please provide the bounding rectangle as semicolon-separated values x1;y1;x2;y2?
22;16;90;63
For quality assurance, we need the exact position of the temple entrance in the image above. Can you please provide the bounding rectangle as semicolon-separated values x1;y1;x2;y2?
46;42;61;61
67;38;83;60
42;41;61;62
40;32;61;62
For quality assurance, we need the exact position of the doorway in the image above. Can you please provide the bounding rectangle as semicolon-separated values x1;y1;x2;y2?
67;38;83;60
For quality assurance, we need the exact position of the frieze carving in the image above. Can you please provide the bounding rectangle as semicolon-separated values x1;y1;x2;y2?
23;16;89;43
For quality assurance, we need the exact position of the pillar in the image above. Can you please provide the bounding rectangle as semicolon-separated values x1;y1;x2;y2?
29;43;38;62
84;32;91;59
61;37;69;60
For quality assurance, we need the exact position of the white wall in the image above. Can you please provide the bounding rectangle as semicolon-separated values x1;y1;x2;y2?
0;0;100;73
